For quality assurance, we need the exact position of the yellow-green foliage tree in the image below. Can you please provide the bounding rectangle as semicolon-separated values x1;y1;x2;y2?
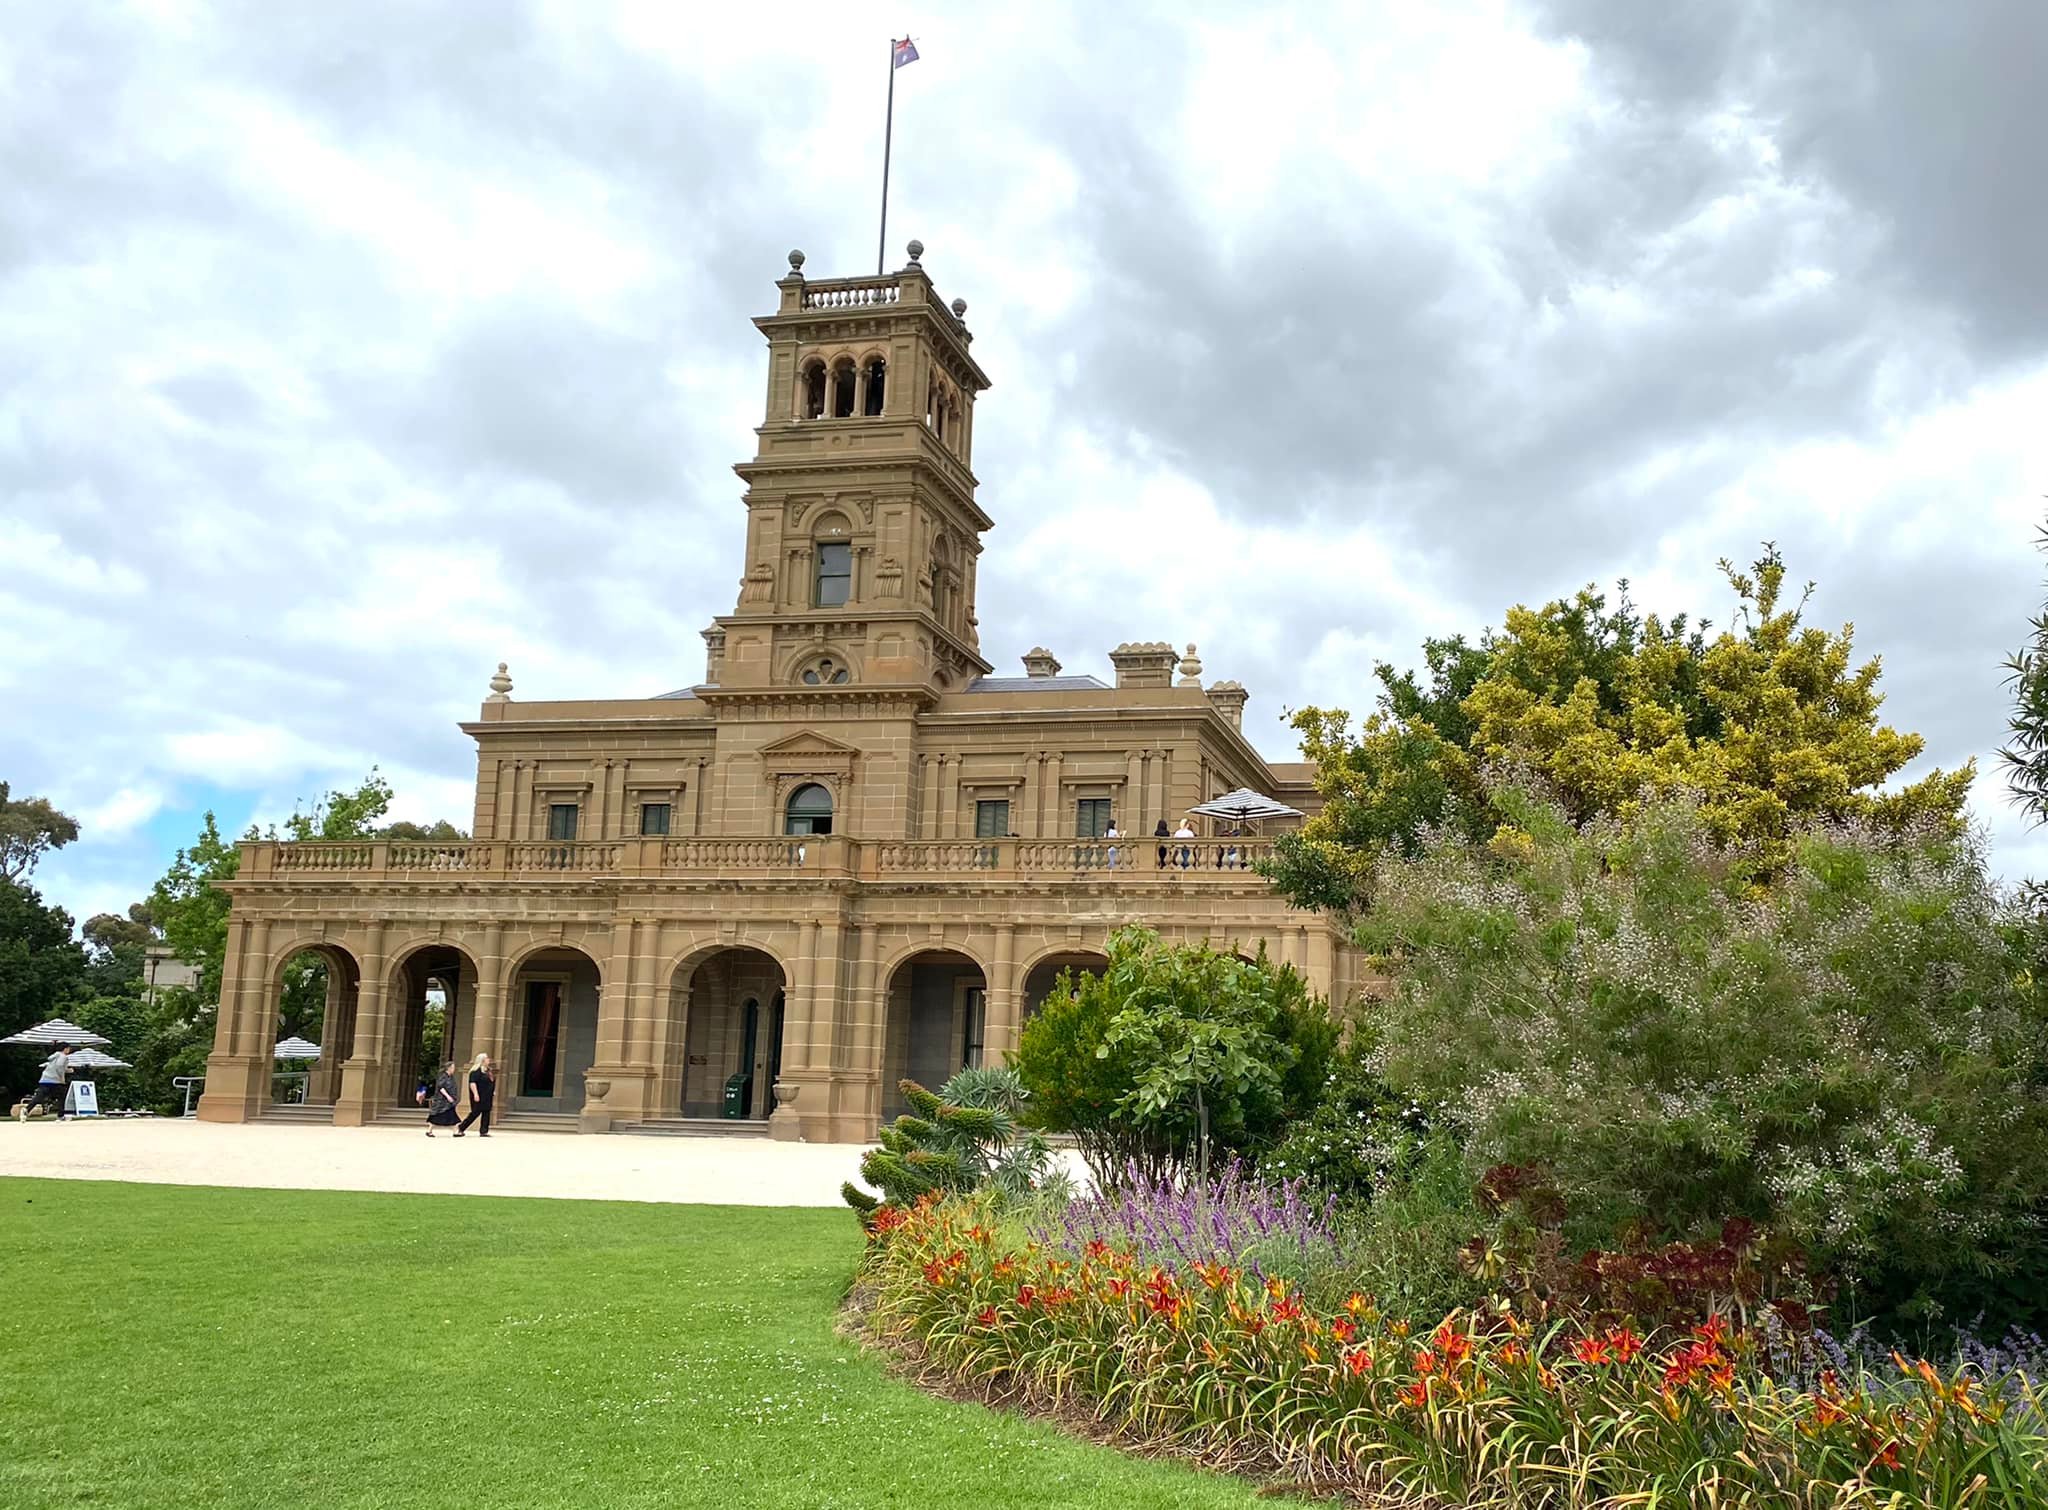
1268;547;1973;912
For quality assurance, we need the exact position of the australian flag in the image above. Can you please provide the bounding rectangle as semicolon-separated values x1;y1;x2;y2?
893;36;919;68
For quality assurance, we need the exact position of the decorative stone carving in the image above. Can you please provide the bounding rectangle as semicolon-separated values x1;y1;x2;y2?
1177;643;1204;688
1109;641;1178;689
485;663;513;702
740;562;776;604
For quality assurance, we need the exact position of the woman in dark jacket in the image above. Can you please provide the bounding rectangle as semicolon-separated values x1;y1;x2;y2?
456;1053;494;1138
425;1061;460;1135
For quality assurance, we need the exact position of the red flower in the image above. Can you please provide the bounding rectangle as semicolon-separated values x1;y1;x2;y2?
975;1306;1000;1328
1871;1439;1902;1472
1572;1335;1612;1366
1330;1318;1357;1344
1606;1326;1643;1363
1106;1277;1131;1300
1342;1345;1373;1377
1695;1314;1730;1346
922;1260;949;1287
1015;1284;1037;1309
1413;1348;1439;1376
1433;1323;1473;1365
1400;1378;1431;1409
1272;1294;1307;1323
1085;1239;1110;1261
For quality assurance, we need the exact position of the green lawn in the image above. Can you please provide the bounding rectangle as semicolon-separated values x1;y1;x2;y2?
0;1179;1270;1509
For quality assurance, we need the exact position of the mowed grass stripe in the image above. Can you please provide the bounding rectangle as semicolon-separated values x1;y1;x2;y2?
0;1179;1270;1509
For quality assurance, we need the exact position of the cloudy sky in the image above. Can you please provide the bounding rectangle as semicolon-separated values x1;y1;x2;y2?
7;0;2047;926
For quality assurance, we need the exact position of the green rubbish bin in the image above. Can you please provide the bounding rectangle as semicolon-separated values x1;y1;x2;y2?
722;1072;751;1119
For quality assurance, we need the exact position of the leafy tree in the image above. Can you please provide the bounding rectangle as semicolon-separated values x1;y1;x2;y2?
2001;517;2048;828
1268;548;1972;912
383;819;469;842
149;812;241;1003
1358;772;2048;1332
1013;928;1337;1188
0;782;80;883
0;879;90;1103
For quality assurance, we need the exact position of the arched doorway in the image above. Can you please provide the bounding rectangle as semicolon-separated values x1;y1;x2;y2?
383;945;478;1112
882;949;988;1119
274;944;359;1110
1021;951;1111;1021
506;946;603;1115
666;947;785;1120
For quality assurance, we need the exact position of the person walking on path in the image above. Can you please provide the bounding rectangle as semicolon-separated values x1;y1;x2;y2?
455;1053;495;1138
424;1061;460;1135
13;1043;76;1120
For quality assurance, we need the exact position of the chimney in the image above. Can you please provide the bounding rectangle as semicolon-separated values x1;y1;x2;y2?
1205;680;1248;730
1021;647;1062;679
1108;641;1178;689
701;624;727;685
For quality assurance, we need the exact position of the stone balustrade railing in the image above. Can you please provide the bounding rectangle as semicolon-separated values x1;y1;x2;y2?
240;835;1277;884
800;278;901;309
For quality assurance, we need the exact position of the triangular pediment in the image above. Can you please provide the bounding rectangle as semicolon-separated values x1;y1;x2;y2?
759;729;861;758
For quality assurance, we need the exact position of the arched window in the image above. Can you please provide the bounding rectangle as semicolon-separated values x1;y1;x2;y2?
799;360;826;420
862;357;887;416
785;783;833;836
831;359;857;418
798;656;852;686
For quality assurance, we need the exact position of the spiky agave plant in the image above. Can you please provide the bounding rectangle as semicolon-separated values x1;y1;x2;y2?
843;1066;1055;1215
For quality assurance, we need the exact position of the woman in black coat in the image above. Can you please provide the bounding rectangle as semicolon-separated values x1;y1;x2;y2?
456;1053;495;1138
425;1061;460;1135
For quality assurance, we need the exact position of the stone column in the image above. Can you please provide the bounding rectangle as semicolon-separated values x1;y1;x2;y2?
580;918;642;1131
306;965;346;1105
1123;750;1145;836
199;916;270;1123
846;924;885;1134
985;923;1019;1066
772;915;840;1141
1020;753;1041;838
1044;752;1064;836
333;920;388;1127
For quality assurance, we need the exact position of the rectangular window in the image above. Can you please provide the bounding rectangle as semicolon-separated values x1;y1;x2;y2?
639;802;671;836
814;542;852;607
974;799;1010;838
1075;798;1112;838
547;803;579;842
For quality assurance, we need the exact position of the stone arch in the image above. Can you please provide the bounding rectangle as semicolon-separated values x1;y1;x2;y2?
858;350;887;415
379;940;484;1111
782;644;860;686
797;356;827;419
880;944;990;1120
829;354;858;417
662;942;789;1120
261;938;360;1108
504;943;606;1114
1020;947;1113;1020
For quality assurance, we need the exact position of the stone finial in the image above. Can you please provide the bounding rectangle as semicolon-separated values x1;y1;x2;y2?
906;238;924;264
1021;647;1062;679
1177;643;1204;688
485;662;513;702
951;296;968;317
787;248;805;272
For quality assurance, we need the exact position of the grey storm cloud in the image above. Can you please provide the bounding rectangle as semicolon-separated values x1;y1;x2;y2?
4;0;2047;929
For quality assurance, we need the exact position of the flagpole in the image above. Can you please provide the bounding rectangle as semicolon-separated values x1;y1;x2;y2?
877;38;897;275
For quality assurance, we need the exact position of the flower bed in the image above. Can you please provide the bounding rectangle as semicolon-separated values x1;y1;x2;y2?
855;1194;2047;1508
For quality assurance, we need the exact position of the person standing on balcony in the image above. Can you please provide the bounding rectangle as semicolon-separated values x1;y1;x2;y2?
455;1053;494;1138
1154;818;1171;869
1173;816;1196;869
1105;818;1120;870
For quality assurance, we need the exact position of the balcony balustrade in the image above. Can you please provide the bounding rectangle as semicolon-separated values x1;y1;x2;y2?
243;834;1277;885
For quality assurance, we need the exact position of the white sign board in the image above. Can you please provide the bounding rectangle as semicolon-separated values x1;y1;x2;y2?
67;1082;100;1117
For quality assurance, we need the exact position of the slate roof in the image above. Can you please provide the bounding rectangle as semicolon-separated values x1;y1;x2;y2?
963;674;1111;693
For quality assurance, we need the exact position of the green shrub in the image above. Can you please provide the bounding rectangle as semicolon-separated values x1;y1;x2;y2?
1360;776;2048;1332
1011;927;1337;1189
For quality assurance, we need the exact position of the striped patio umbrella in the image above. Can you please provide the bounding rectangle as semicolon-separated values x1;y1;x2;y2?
1188;788;1304;825
273;1036;323;1061
0;1018;113;1048
67;1047;133;1070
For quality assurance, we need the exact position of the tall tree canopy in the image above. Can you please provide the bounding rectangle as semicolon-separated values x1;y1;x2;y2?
0;782;80;882
1268;547;1972;912
2001;518;2048;829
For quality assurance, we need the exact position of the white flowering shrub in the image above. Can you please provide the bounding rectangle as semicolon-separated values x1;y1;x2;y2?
1359;776;2048;1330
